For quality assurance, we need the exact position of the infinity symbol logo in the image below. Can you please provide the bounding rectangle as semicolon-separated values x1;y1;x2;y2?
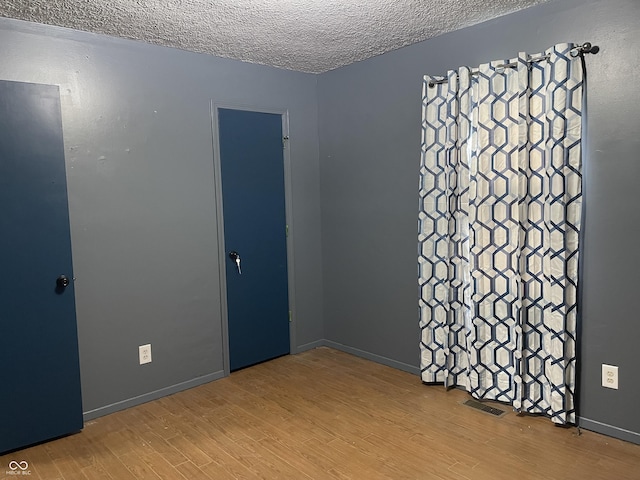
8;461;29;471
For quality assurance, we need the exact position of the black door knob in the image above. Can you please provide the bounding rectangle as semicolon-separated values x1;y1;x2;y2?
56;275;70;288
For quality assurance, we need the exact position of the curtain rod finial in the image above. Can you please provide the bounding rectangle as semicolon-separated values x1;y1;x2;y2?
585;43;600;54
572;42;599;57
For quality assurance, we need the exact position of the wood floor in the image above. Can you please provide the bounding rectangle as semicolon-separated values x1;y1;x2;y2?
2;347;639;480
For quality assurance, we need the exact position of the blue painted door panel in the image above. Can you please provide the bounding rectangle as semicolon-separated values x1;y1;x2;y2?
0;80;83;453
218;108;290;371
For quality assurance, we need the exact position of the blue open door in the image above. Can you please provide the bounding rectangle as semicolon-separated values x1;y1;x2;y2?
0;80;83;453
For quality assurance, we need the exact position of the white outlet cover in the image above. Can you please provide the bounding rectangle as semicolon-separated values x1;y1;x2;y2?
139;344;152;365
602;364;618;390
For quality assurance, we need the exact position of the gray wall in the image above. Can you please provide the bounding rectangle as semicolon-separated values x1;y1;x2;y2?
0;18;324;417
318;0;640;442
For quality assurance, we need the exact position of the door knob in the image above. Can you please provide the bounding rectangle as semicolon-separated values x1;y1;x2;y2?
229;251;242;274
56;275;70;288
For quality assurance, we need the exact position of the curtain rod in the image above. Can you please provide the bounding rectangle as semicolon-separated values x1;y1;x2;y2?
427;42;599;88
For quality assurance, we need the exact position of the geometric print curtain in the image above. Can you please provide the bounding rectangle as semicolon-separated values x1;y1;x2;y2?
418;43;584;425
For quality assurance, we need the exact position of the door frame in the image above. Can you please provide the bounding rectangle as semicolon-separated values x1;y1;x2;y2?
210;101;297;376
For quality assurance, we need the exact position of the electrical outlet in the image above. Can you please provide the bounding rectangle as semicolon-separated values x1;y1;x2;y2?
139;344;152;365
602;364;618;389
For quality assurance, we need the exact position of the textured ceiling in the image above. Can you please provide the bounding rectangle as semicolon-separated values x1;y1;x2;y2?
0;0;549;73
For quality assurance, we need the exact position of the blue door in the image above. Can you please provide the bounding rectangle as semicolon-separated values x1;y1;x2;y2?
0;80;83;453
218;108;290;371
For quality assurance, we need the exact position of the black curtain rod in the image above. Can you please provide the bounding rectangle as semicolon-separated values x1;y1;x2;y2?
427;42;599;88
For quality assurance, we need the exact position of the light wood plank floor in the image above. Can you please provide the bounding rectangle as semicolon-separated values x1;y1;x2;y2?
2;347;639;479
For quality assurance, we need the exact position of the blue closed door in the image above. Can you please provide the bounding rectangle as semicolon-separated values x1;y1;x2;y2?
218;108;290;371
0;80;83;453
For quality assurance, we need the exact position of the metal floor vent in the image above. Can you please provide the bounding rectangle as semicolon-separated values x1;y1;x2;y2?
463;399;506;416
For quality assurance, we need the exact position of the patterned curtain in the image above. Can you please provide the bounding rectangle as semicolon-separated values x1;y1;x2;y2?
418;43;584;424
